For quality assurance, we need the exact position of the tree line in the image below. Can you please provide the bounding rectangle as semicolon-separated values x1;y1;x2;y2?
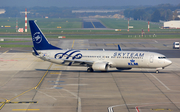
0;6;125;18
124;4;180;22
0;4;180;22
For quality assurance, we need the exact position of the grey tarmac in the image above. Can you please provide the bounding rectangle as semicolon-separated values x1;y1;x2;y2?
0;39;180;112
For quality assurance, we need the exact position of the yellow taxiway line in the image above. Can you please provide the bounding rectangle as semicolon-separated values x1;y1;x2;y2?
0;63;53;110
3;50;9;54
12;109;40;111
71;40;75;49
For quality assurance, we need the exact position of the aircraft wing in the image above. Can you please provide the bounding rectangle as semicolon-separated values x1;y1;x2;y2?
40;56;94;66
61;59;94;65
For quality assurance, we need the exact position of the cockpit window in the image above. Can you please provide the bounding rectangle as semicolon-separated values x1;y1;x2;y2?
158;57;166;59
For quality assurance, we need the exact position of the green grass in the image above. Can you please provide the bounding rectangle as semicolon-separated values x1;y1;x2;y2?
0;41;30;43
35;18;82;28
99;18;162;29
0;18;82;33
46;34;180;39
0;18;82;28
0;40;32;48
0;17;180;40
0;18;179;48
0;34;179;39
0;44;32;48
1;17;178;34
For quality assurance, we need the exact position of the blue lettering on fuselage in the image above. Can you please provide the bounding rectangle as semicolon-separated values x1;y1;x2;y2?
118;53;121;56
134;53;138;57
113;52;144;57
128;59;138;66
123;53;126;57
139;53;144;57
130;53;134;57
54;50;82;60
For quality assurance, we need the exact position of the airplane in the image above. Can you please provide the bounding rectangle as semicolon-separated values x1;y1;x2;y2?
29;20;172;73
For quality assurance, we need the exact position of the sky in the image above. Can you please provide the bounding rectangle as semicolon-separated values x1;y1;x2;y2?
0;0;180;7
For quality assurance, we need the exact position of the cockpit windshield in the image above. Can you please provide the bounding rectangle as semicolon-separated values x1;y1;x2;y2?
158;57;166;59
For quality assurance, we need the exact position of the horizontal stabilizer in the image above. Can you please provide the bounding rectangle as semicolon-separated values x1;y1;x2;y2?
32;47;39;56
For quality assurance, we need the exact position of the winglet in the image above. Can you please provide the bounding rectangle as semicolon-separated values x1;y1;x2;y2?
118;44;122;51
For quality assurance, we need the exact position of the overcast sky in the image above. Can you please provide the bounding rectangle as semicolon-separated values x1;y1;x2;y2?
0;0;180;7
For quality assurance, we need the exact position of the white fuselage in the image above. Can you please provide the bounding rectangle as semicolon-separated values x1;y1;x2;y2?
36;49;172;69
29;20;172;72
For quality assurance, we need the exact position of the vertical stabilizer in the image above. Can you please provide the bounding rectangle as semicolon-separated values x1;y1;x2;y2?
29;20;61;50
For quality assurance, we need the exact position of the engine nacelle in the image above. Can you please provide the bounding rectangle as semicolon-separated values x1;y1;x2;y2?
92;62;109;71
116;67;132;70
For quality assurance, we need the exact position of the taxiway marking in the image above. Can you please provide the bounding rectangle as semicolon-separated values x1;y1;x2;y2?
108;102;180;112
53;71;62;88
150;73;170;90
12;109;40;111
38;90;57;100
71;40;75;49
3;50;9;54
0;101;37;104
0;63;53;110
154;40;158;43
151;108;172;111
63;89;81;112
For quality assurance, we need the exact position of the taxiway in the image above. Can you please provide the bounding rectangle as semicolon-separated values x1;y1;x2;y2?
0;39;180;112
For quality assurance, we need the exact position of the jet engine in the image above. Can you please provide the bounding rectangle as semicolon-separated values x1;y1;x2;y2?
92;62;109;71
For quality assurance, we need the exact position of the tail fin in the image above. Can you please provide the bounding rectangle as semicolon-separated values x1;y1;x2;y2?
29;20;62;50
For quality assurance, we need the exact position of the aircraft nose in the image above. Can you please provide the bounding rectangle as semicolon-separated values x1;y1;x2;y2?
165;59;172;66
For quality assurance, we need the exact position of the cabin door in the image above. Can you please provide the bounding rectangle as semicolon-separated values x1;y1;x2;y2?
149;55;154;63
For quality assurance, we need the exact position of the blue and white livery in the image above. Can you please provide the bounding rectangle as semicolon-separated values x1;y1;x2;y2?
29;20;172;73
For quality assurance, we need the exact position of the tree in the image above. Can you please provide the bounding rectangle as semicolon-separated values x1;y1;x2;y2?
173;10;179;20
133;9;146;20
151;9;161;22
166;9;173;20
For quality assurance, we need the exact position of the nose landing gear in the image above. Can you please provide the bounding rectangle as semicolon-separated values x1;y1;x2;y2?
156;70;159;74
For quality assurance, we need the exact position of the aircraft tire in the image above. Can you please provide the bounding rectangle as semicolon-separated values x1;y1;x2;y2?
87;68;94;72
156;70;159;74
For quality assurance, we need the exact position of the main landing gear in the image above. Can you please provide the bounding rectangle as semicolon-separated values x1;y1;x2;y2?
156;70;159;74
87;68;94;72
155;67;164;74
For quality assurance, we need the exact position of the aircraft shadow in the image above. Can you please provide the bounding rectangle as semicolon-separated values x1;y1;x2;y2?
35;69;169;74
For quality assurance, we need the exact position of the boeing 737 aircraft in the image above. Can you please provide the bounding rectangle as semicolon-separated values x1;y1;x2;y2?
29;20;172;73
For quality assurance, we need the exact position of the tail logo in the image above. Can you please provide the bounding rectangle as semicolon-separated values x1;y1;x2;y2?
33;32;42;44
128;59;138;66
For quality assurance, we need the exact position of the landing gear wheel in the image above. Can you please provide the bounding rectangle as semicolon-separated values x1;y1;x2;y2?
156;70;159;74
87;68;94;72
